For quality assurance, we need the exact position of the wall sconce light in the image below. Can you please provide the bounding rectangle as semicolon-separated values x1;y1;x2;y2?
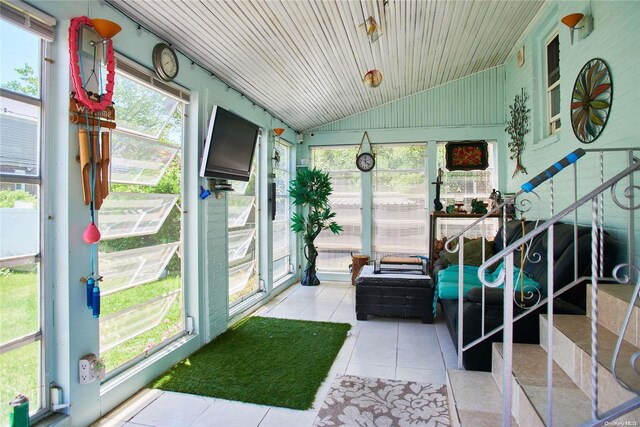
90;19;122;65
273;128;284;142
561;13;593;45
91;19;122;40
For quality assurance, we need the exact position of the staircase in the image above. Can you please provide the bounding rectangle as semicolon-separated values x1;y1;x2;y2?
447;284;640;426
441;148;640;425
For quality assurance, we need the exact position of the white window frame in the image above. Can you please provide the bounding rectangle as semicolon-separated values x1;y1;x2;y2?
371;143;428;259
99;56;189;381
228;144;260;307
310;145;363;273
434;141;499;242
546;31;561;135
436;141;498;205
272;139;294;284
0;31;48;422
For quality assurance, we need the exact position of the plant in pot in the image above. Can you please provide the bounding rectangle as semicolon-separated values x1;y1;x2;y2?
289;167;342;286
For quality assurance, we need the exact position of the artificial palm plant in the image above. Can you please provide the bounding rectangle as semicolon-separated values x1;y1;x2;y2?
289;167;342;286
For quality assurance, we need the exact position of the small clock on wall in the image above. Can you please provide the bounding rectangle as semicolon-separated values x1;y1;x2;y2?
355;131;376;172
152;43;179;82
356;152;375;172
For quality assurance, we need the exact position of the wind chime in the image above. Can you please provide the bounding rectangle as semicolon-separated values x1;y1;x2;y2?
68;16;120;318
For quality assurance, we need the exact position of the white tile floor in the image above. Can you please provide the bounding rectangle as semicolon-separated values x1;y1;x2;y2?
95;280;457;427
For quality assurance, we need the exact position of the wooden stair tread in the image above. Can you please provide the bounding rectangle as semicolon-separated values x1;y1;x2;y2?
495;343;592;426
543;314;640;390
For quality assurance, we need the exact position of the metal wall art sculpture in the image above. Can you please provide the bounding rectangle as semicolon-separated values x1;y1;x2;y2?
571;58;613;144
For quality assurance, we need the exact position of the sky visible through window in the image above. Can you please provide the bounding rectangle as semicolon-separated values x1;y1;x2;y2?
0;22;39;90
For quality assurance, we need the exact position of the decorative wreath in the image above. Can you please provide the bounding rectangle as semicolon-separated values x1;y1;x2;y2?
68;16;115;112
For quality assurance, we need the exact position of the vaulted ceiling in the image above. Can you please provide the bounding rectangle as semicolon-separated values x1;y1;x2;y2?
107;0;545;131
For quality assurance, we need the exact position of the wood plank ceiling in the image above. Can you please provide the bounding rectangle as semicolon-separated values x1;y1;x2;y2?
107;0;545;131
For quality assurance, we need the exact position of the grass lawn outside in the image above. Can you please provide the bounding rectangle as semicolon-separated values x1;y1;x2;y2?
0;270;40;422
0;270;183;419
151;316;352;410
0;270;38;343
100;275;183;372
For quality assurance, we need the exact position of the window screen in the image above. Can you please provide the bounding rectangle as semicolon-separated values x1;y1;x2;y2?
372;145;427;259
228;155;259;305
311;146;361;272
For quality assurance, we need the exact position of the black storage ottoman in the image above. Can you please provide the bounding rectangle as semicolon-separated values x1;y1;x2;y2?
355;265;434;324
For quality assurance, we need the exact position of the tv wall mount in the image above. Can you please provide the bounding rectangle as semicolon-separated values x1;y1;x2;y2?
207;178;234;199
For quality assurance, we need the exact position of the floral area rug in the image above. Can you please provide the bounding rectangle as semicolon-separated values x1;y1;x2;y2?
314;375;450;427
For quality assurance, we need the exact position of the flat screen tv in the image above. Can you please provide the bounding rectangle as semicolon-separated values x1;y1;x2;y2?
199;106;259;182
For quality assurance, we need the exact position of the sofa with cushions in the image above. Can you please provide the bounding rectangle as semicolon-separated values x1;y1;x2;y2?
432;219;617;371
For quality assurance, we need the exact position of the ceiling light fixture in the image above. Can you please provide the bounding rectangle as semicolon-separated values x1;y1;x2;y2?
360;16;382;43
363;69;383;88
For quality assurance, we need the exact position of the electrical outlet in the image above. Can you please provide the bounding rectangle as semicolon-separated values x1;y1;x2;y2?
79;354;97;384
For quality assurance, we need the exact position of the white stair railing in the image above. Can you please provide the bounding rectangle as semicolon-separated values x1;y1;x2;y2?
442;147;639;426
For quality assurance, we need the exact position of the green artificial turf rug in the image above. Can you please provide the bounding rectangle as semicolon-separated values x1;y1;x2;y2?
151;316;352;410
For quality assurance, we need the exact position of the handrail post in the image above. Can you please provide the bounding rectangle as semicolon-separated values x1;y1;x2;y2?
503;252;514;427
457;235;465;369
628;149;636;284
547;177;555;426
590;197;600;422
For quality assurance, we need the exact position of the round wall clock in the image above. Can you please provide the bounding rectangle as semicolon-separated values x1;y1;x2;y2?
570;58;612;144
356;131;376;172
152;43;179;82
356;152;375;172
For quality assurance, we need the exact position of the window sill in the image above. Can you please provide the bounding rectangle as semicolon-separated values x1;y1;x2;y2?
229;291;268;318
33;412;69;427
534;132;561;150
273;273;296;288
100;333;198;395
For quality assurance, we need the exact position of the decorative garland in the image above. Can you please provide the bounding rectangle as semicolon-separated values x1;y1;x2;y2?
68;16;115;112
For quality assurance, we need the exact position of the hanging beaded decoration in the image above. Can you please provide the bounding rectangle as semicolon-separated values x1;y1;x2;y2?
69;16;118;318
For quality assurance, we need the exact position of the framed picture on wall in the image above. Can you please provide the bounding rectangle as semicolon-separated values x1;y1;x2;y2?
445;140;489;171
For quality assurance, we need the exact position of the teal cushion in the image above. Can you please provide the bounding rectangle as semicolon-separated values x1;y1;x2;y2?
437;279;482;300
491;262;543;292
433;263;543;317
436;265;490;289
